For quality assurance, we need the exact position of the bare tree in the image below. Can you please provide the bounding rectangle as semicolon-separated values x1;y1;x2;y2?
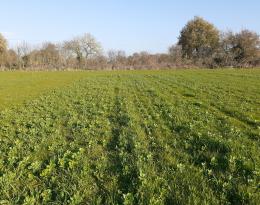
63;33;102;68
15;41;32;69
6;49;19;69
0;33;7;54
107;50;126;69
168;44;182;63
80;33;102;59
41;43;60;69
0;33;8;68
63;38;82;67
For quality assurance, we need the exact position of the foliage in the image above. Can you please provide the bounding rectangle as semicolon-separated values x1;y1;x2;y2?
178;16;220;59
226;30;260;66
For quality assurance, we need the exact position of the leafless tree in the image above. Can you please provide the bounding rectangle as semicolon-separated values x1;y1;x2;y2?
107;50;126;69
63;33;102;68
0;33;7;54
80;33;102;59
15;41;32;69
0;33;8;68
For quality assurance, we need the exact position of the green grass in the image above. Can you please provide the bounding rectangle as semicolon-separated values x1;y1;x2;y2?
0;69;259;204
0;71;89;109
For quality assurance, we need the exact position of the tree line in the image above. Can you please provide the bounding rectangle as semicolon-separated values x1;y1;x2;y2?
0;17;259;70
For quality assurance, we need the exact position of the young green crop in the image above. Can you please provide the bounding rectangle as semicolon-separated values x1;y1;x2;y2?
0;69;259;204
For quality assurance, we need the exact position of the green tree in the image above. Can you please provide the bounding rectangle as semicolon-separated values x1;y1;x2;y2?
178;16;220;59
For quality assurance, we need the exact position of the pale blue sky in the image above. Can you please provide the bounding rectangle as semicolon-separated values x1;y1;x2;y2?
1;0;259;54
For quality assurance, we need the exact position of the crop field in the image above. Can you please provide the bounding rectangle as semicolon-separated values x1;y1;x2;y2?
0;69;259;204
0;72;89;109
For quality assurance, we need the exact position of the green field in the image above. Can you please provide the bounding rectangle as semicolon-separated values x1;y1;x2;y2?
0;72;89;109
0;69;259;204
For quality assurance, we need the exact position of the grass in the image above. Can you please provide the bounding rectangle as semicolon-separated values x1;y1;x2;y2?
0;71;89;109
0;69;259;204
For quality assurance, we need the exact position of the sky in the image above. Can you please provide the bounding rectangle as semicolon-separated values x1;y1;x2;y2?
0;0;260;54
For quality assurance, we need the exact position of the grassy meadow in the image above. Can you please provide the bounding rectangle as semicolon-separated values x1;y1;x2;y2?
0;71;89;109
0;69;259;204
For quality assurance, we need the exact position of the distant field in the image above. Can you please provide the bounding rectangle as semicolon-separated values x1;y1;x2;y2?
0;71;89;109
0;69;259;204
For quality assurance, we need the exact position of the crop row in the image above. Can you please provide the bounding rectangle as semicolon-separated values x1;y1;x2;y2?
0;73;259;204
